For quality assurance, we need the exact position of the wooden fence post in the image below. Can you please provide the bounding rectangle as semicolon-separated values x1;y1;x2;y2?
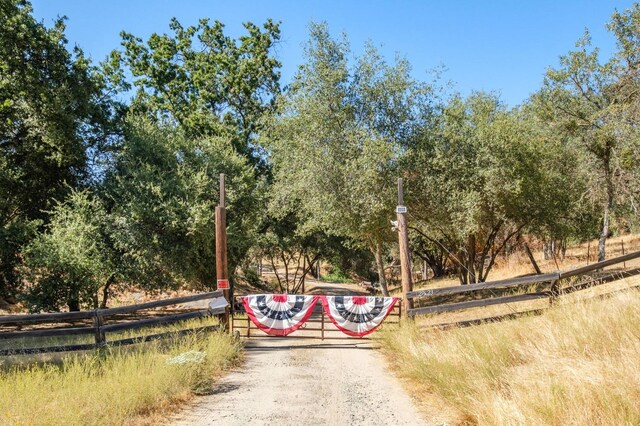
216;173;230;330
622;240;626;269
397;178;414;312
548;280;560;306
93;310;105;349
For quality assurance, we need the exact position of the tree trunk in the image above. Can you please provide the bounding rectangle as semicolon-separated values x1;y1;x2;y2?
416;250;446;279
523;243;542;274
599;143;615;262
598;205;610;262
458;249;468;285
467;234;477;284
373;242;390;296
459;269;467;285
422;259;428;281
67;296;80;312
100;274;116;309
301;256;306;294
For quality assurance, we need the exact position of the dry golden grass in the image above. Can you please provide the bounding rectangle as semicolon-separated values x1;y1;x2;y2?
381;287;640;425
0;324;242;425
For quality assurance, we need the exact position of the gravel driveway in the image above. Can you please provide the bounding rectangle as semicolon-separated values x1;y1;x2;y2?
169;336;424;425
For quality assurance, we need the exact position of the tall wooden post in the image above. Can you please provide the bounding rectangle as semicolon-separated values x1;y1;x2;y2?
396;178;414;311
216;174;230;329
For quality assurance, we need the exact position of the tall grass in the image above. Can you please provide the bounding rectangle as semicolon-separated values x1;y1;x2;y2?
0;325;242;425
381;290;640;425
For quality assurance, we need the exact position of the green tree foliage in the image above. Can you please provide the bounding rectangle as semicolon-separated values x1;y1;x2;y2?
538;2;640;258
22;190;114;311
10;1;640;306
22;116;259;312
103;117;259;291
256;213;322;293
607;4;640;231
0;0;114;298
538;31;621;261
108;17;282;169
267;23;429;295
407;93;576;283
255;211;367;293
521;102;601;246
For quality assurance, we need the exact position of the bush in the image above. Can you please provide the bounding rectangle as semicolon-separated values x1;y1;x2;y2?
22;190;114;312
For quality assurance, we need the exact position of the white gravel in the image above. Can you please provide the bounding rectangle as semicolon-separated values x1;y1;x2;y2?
169;336;425;426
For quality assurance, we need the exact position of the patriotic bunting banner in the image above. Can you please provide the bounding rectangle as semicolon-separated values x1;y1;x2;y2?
321;295;398;337
242;294;319;336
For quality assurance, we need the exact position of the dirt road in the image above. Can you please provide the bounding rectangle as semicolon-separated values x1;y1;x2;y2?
169;337;424;426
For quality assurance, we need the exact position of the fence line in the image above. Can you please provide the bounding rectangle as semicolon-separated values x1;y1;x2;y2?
407;250;640;320
0;291;225;356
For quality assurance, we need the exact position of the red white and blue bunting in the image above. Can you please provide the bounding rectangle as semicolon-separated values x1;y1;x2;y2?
242;294;398;337
321;296;398;337
242;294;319;336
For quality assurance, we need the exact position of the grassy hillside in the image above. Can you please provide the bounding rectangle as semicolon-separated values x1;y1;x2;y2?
382;288;640;425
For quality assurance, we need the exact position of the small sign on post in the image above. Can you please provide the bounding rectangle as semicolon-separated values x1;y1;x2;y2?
395;205;407;214
217;279;229;290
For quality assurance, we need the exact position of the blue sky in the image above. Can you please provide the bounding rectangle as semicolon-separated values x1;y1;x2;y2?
31;0;636;107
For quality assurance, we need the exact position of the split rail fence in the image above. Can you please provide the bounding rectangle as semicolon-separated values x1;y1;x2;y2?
4;251;638;354
406;250;640;327
0;290;225;356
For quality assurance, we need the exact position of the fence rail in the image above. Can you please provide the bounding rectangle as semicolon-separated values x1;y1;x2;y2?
0;291;225;356
406;272;560;299
407;250;640;321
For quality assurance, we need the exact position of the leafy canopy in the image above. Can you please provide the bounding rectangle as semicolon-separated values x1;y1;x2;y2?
108;17;282;169
0;0;114;297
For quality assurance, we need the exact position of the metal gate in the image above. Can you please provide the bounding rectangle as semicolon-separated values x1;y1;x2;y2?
231;295;401;340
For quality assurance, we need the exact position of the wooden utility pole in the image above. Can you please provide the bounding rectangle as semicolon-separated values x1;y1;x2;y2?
396;178;414;311
216;174;230;329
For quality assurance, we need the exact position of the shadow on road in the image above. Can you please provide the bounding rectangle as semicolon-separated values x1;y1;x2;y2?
245;344;378;351
206;383;240;395
306;284;368;296
243;338;379;351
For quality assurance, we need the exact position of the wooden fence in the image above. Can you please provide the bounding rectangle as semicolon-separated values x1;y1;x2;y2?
406;250;640;327
0;291;225;356
6;251;638;354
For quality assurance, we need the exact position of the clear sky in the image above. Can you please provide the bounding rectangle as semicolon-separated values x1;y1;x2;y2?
30;0;636;107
